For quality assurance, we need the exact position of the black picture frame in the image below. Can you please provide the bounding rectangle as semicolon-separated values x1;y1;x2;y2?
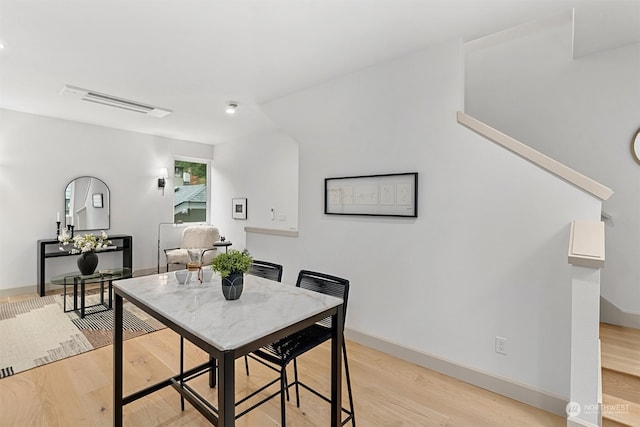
324;172;418;217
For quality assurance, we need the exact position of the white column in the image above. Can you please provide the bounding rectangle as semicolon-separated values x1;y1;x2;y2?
568;265;601;427
567;221;605;427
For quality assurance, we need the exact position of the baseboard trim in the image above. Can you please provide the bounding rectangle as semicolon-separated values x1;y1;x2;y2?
600;296;640;329
345;327;568;418
135;267;158;277
0;269;153;298
567;416;599;427
0;285;36;298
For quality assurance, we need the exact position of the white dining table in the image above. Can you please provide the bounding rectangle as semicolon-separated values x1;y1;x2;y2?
113;272;344;426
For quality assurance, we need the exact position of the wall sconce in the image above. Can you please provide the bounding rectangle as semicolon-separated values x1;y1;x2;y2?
158;167;168;196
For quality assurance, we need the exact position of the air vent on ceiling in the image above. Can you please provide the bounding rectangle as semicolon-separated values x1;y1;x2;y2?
60;85;172;118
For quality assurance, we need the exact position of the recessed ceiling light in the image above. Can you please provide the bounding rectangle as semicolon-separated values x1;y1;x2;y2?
225;102;238;115
0;42;5;49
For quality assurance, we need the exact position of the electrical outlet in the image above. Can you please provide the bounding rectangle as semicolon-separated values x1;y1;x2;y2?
495;336;507;355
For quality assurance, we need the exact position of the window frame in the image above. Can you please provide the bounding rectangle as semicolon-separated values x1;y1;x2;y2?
173;155;211;224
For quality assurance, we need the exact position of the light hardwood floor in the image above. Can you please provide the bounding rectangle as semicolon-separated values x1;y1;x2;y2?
0;323;563;426
601;323;640;426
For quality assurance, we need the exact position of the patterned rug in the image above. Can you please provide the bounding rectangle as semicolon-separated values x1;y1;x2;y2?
0;292;165;379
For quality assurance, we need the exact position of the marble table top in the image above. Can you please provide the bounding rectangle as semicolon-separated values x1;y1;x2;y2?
113;272;342;351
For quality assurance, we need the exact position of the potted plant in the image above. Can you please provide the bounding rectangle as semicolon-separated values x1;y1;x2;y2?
211;249;253;300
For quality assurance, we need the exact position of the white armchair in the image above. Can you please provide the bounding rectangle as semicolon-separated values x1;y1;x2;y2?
163;225;220;272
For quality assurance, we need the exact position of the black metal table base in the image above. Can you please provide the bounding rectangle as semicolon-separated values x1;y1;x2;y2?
233;356;355;425
113;285;344;427
174;352;355;425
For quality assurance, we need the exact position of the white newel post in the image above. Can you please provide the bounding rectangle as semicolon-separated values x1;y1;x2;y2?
567;221;605;427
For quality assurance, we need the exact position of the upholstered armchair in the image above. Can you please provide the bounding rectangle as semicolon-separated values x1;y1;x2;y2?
163;225;220;272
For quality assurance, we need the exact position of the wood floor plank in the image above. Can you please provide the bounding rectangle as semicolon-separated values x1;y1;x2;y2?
601;323;640;377
601;323;640;426
602;393;640;427
603;419;631;427
0;328;564;426
602;368;640;405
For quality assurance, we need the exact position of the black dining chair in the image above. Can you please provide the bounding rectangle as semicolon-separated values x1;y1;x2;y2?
247;260;284;282
244;260;283;374
238;270;356;426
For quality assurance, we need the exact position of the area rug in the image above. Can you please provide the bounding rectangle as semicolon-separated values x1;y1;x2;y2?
0;292;165;379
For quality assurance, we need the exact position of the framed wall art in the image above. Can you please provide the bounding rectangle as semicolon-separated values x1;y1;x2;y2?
324;172;418;217
232;198;247;220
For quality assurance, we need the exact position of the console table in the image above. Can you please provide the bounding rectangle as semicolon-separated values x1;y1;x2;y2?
37;234;133;297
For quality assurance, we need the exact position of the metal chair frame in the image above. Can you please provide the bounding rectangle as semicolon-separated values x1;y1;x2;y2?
240;269;356;426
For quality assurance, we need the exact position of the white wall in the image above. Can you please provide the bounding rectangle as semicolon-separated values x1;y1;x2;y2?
211;131;298;250
465;21;640;317
226;38;604;402
0;108;213;293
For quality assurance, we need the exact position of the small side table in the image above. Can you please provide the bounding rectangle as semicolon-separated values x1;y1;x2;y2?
51;268;132;318
214;241;232;253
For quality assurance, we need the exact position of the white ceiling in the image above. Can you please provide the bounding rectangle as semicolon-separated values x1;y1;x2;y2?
0;0;638;145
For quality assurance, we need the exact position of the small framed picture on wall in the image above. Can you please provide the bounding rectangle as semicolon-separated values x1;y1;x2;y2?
232;198;247;220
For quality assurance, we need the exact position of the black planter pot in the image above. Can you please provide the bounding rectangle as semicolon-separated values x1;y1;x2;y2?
221;272;244;300
77;251;99;275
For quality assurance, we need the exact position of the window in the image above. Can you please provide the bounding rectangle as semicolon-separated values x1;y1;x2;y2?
173;158;209;223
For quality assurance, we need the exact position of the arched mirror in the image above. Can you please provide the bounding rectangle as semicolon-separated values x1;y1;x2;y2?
632;128;640;165
65;176;110;231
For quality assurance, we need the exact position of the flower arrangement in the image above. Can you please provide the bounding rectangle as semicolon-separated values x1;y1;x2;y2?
59;230;112;254
211;249;253;278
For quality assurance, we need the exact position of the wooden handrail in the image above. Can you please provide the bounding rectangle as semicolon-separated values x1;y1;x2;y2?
457;112;613;201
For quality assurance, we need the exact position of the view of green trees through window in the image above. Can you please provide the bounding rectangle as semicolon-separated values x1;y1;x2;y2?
173;160;208;223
